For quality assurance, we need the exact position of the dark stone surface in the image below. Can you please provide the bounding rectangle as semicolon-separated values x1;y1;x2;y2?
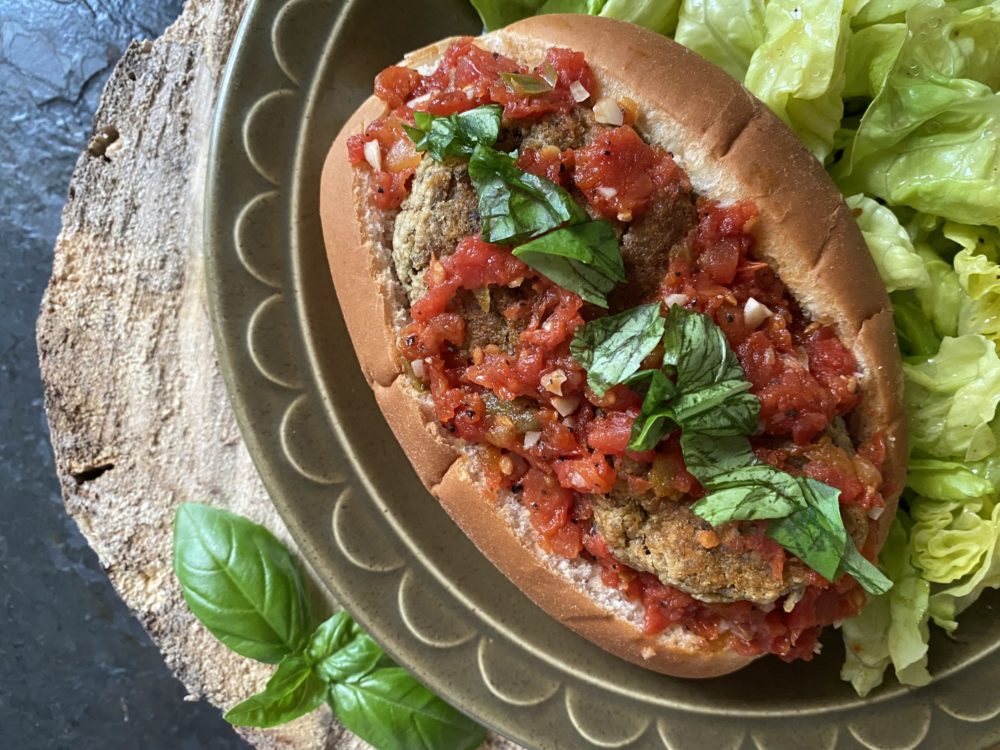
0;2;245;747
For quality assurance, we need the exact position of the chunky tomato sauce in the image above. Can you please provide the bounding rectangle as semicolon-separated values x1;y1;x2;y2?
348;39;596;209
358;40;887;661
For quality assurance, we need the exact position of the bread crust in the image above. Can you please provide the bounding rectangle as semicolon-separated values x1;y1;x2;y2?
320;15;905;678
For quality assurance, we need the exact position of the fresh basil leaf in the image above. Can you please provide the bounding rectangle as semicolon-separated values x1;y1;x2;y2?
500;71;554;95
404;105;503;162
570;303;665;395
767;478;847;583
224;654;326;728
305;611;392;682
679;433;758;481
691;465;803;525
680;390;760;436
305;611;359;663
469;144;587;244
627;369;678;452
840;539;894;595
316;632;386;684
662;305;746;392
172;503;311;663
513;220;625;307
330;667;486;750
670;380;758;435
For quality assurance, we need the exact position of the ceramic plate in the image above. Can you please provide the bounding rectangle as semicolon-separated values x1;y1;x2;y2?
204;1;1000;747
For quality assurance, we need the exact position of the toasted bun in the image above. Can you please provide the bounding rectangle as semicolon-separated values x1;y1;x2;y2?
320;15;905;678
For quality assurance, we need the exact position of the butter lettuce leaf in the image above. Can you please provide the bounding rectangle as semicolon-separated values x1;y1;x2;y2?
911;494;996;583
946;223;1000;342
914;245;964;340
597;0;683;35
845;194;929;292
471;0;681;34
470;0;548;29
904;334;1000;461
841;518;931;696
674;0;766;81
907;458;995;500
929;499;1000;632
843;23;906;99
836;3;1000;225
743;0;851;162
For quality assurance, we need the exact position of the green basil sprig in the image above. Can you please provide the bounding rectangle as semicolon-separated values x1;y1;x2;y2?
570;303;665;393
173;504;486;749
404;105;503;162
513;220;626;307
469;144;588;244
405;112;627;306
570;305;892;594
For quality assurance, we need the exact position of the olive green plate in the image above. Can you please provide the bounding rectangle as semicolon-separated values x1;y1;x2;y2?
204;1;1000;748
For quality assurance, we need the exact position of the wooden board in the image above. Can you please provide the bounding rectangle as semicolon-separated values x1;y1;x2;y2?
36;1;518;747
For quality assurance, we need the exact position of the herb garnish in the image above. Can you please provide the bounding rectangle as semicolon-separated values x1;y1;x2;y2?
173;504;486;749
403;105;503;162
571;305;892;594
468;144;588;244
513;220;626;307
570;303;665;394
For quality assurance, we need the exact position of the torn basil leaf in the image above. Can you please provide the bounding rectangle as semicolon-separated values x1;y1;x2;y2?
691;465;804;525
469;144;588;244
569;303;665;395
680;433;758;479
403;105;503;162
662;305;746;392
513;220;625;307
628;369;679;452
767;477;847;583
840;539;894;595
670;381;758;436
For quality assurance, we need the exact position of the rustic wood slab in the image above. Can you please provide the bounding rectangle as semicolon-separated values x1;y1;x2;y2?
36;1;518;747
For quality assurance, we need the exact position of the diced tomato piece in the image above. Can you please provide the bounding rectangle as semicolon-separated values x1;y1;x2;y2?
585;409;637;455
374;65;423;109
573;126;685;220
517;146;574;185
552;452;616;494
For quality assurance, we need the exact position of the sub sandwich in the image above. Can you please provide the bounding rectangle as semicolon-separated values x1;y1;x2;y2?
319;14;905;677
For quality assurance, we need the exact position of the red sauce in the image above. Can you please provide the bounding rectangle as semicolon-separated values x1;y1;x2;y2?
348;39;597;209
573;125;690;221
357;42;884;661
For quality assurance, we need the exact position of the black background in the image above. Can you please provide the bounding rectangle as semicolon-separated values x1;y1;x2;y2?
1;2;245;747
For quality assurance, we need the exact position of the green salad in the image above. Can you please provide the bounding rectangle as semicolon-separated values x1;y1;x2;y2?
471;0;1000;695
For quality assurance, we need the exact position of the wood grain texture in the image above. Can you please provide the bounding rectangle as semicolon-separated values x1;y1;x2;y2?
35;1;518;748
